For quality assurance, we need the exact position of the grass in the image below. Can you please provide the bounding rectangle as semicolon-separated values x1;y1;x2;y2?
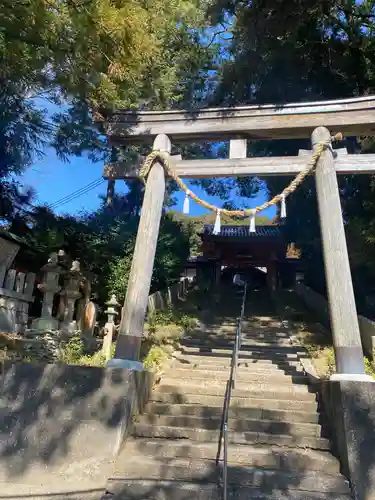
58;336;118;367
274;289;375;379
141;301;198;373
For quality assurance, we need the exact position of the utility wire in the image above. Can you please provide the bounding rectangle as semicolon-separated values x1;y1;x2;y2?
49;177;103;208
48;180;103;209
51;181;106;210
49;179;105;210
48;177;105;210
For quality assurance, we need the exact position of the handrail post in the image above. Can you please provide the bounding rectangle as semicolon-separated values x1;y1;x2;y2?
233;317;240;389
223;421;228;500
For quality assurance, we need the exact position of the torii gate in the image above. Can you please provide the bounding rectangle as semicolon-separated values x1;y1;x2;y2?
103;95;375;381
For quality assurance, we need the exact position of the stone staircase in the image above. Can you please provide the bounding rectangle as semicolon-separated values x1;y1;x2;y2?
105;290;352;500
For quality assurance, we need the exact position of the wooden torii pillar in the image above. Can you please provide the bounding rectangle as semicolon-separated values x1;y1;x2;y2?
104;95;375;380
312;127;367;378
112;134;170;366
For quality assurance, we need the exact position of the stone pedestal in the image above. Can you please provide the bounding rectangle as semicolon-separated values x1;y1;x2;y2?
31;317;59;331
322;379;375;500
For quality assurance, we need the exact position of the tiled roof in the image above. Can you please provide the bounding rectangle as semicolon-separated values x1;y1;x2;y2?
203;224;282;238
187;256;217;263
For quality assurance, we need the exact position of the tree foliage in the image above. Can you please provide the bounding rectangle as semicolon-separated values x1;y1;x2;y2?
0;0;211;109
205;0;375;311
0;0;214;221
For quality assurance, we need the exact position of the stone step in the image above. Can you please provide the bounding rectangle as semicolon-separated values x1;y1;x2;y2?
145;403;323;424
201;329;290;338
149;392;319;411
180;339;306;356
181;338;293;348
175;355;302;370
173;361;305;375
134;425;331;450
200;330;291;343
105;479;352;500
200;330;290;338
181;347;306;360
158;378;312;395
121;438;340;472
109;458;348;493
136;414;326;438
165;369;309;385
155;383;317;402
241;331;290;338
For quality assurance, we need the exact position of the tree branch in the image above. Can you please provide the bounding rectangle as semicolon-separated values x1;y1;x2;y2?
205;29;229;49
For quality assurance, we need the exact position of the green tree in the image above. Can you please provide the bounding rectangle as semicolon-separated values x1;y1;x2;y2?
107;214;191;302
16;193;191;305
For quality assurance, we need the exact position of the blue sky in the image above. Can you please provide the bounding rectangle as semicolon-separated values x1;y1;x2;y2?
21;150;276;220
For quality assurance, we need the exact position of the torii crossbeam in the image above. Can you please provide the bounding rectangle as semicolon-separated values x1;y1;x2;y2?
103;95;375;382
106;95;375;142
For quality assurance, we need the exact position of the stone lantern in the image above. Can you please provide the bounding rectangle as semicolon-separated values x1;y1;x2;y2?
32;252;62;331
102;294;120;361
59;260;82;334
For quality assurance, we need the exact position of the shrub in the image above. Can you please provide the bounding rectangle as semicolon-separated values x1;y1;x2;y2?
77;351;106;367
143;346;167;371
147;309;175;334
365;355;375;378
179;314;197;331
59;336;108;367
147;308;197;334
59;335;85;364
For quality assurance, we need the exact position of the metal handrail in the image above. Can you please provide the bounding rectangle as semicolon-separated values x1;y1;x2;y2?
216;283;247;500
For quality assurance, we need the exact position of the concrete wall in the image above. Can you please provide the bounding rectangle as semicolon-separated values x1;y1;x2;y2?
296;282;375;358
0;362;153;500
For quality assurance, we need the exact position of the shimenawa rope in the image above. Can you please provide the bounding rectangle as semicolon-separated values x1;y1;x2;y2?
139;133;343;220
